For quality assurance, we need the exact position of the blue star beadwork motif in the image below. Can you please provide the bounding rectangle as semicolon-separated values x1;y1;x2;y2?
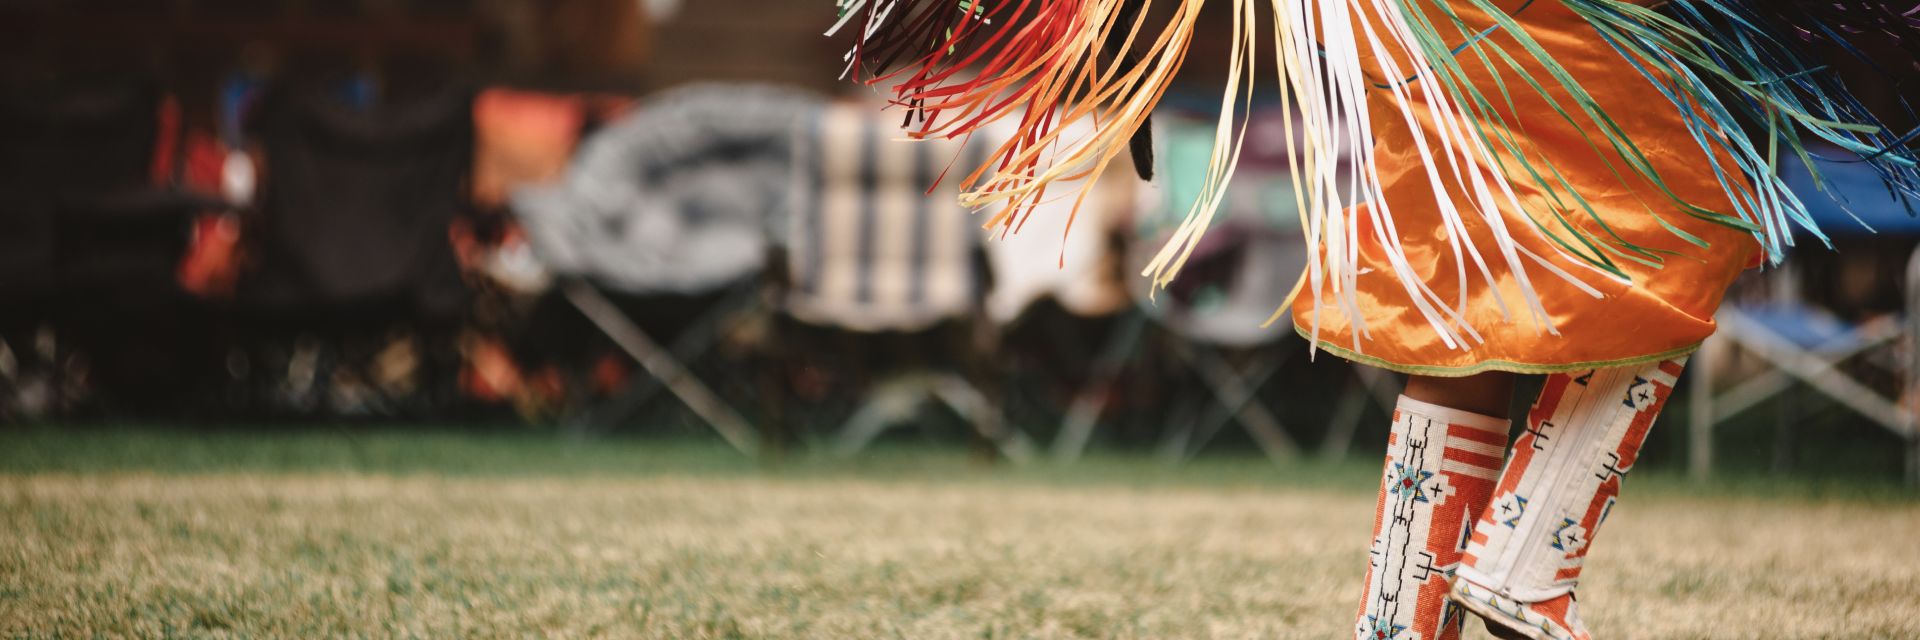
1389;462;1436;503
1366;614;1408;640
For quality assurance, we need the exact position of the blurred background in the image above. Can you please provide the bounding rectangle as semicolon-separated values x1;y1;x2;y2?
5;3;1920;638
0;0;1916;486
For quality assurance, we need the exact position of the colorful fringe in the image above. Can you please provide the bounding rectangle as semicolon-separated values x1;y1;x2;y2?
829;0;1920;344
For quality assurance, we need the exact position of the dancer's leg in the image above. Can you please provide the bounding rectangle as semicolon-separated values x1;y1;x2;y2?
1354;372;1514;640
1404;372;1515;418
1450;356;1687;640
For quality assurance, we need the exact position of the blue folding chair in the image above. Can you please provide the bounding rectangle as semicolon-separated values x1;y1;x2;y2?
1688;144;1920;485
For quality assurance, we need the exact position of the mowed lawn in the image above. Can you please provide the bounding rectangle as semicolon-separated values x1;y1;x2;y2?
2;429;1918;638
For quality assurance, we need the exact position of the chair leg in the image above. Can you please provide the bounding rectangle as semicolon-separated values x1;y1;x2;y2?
1157;395;1206;465
1909;433;1920;488
1905;244;1920;488
1178;352;1286;463
1323;366;1404;460
1178;344;1300;464
1052;313;1147;464
1688;333;1719;482
758;324;794;455
832;378;929;457
1320;385;1369;460
1722;308;1910;435
562;279;760;456
930;374;1037;464
1773;391;1798;473
564;291;748;439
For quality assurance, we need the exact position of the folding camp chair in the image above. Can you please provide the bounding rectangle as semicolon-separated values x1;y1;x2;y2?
1687;144;1920;485
238;80;475;416
1045;111;1308;465
0;75;216;416
973;122;1149;457
512;83;820;454
1044;274;1400;464
1127;216;1307;465
56;190;224;412
1047;110;1393;465
774;100;1036;462
0;79;72;417
555;279;761;453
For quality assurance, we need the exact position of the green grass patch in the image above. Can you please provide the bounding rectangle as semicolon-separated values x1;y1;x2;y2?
2;425;1917;638
1;424;1911;503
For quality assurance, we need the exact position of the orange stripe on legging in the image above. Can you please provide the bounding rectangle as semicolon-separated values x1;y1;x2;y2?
1448;423;1510;446
1446;449;1505;472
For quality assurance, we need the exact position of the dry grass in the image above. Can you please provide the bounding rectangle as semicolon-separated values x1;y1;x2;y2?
3;455;1919;639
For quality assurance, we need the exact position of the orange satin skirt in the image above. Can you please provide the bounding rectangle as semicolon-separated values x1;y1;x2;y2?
1288;0;1760;377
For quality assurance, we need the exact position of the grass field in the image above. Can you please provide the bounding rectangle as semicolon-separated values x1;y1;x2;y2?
3;427;1918;638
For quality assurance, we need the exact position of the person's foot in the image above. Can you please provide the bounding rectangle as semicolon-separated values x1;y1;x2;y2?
1448;579;1590;640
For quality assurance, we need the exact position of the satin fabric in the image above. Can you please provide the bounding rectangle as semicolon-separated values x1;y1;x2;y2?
1289;0;1760;376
